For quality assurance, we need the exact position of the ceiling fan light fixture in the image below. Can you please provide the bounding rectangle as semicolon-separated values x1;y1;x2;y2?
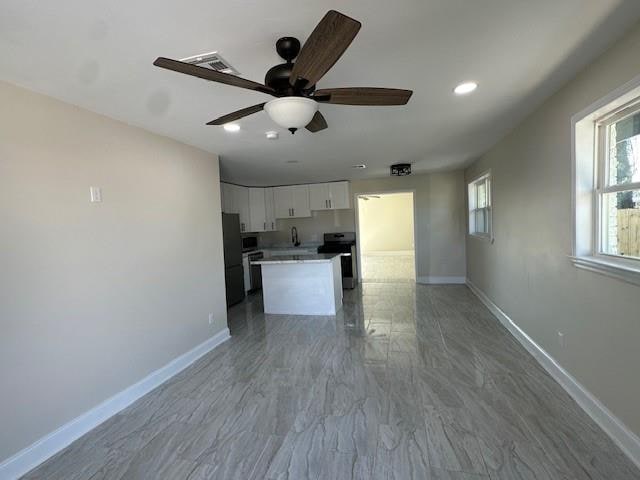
264;97;318;130
454;81;478;95
223;123;241;132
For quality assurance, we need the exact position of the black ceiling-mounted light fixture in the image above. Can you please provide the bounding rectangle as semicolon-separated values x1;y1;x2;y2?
390;163;412;176
152;10;413;135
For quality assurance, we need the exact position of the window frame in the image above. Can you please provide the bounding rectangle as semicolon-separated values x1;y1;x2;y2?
467;171;492;240
594;100;640;264
571;74;640;286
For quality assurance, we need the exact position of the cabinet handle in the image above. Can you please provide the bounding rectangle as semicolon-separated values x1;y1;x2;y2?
292;208;295;216
264;222;266;230
325;199;328;208
329;199;332;208
272;222;274;229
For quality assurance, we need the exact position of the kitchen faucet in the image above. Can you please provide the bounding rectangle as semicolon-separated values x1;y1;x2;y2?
291;226;300;247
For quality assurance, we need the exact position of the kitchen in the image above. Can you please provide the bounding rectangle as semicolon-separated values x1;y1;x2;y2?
221;180;357;315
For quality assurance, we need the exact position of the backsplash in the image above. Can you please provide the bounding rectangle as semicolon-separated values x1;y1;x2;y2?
258;209;355;247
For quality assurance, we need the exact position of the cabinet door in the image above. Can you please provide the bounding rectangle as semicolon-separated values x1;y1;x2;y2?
248;188;267;232
309;183;330;211
329;181;350;209
221;183;235;213
273;186;292;219
264;187;277;231
234;186;250;232
291;184;311;217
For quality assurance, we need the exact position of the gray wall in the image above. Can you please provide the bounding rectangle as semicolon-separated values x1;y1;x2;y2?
465;23;640;436
266;171;467;281
0;80;228;461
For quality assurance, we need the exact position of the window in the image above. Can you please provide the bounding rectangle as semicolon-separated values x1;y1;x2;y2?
572;77;640;286
597;107;640;259
468;172;491;238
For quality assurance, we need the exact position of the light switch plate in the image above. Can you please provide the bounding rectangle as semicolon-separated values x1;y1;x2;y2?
90;187;102;203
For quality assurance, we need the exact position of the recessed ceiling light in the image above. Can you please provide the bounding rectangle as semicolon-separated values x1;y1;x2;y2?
266;131;279;140
285;160;299;164
454;81;478;95
223;123;240;132
352;164;367;169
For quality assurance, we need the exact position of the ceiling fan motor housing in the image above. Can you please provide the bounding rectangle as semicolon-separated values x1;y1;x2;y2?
265;37;316;96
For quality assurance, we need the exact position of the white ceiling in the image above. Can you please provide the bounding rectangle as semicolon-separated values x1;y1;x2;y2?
1;1;640;185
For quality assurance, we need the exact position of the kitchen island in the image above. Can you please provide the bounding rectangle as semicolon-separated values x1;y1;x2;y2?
253;253;343;315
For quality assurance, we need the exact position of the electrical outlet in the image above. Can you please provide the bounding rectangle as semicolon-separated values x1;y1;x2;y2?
558;331;565;348
208;313;214;325
89;186;102;203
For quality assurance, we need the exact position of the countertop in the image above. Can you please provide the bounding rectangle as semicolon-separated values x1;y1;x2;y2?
253;253;341;265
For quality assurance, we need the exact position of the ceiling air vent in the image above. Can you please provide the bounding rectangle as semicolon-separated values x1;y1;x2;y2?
180;51;240;76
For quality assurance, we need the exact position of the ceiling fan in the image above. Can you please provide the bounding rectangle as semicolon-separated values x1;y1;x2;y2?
153;10;413;134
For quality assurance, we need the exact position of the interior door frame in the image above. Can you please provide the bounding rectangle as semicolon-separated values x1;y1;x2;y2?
354;189;418;283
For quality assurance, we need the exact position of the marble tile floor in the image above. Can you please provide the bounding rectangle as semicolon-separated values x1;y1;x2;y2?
22;284;640;479
361;254;416;283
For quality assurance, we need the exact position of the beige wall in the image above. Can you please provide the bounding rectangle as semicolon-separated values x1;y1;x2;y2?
0;80;227;461
358;193;415;253
465;23;640;436
351;173;467;281
265;172;467;280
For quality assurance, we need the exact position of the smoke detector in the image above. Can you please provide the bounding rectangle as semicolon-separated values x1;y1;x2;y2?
180;51;240;76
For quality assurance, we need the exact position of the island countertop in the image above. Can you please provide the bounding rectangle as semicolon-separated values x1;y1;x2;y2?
253;253;341;265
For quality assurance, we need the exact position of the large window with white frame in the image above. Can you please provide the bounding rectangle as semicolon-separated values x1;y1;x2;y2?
596;104;640;260
572;78;640;286
468;172;492;238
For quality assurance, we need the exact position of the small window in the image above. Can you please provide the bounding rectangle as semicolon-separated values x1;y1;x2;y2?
597;106;640;260
468;172;492;238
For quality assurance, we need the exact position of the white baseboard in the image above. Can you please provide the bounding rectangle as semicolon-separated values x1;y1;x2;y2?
417;276;466;284
465;279;640;470
0;328;231;480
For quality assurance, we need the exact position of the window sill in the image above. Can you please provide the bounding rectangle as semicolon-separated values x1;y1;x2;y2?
469;233;493;243
569;255;640;286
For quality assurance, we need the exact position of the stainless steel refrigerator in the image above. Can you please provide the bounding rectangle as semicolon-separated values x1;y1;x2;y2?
222;213;245;307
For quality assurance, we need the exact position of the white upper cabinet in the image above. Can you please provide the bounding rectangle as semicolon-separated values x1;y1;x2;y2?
291;185;311;217
221;182;235;213
273;186;291;219
233;185;250;232
329;181;350;209
309;181;350;210
274;185;311;218
222;181;348;226
248;188;267;232
309;183;330;210
264;187;276;231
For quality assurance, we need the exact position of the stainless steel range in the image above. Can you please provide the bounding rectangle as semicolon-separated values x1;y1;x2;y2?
317;232;357;289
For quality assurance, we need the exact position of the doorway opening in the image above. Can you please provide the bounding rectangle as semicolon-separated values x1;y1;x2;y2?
356;192;416;283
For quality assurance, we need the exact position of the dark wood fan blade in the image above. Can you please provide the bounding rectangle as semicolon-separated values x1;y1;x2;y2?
290;11;361;89
154;57;276;96
314;88;413;105
305;111;328;132
206;103;266;125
